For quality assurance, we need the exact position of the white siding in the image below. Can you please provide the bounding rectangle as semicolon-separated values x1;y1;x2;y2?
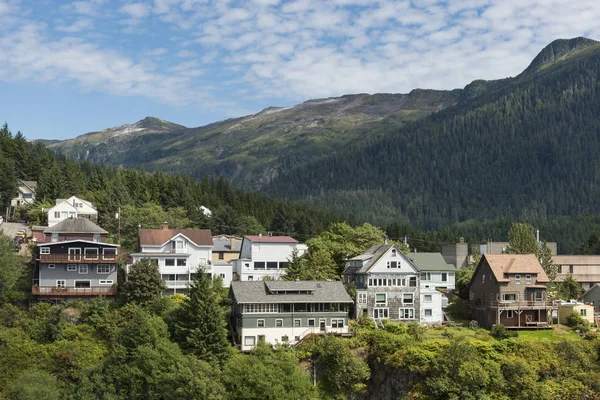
233;242;307;281
420;291;443;324
420;272;455;290
48;202;78;227
239;324;349;351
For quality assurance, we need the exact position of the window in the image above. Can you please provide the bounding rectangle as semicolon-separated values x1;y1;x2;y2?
387;261;397;268
373;308;389;319
257;320;265;328
54;211;60;218
276;319;283;327
248;276;253;281
399;308;415;319
502;293;518;301
51;233;58;242
67;264;77;271
375;293;387;305
103;248;117;259
358;293;367;304
507;310;514;318
97;264;111;274
165;259;175;266
84;248;99;260
409;277;417;287
368;279;372;287
56;280;66;288
580;309;587;317
281;336;289;342
279;262;289;269
244;336;256;346
441;273;447;282
424;309;432;317
294;319;301;327
308;319;315;327
244;304;279;313
254;262;265;270
331;319;344;328
172;240;186;251
421;272;431;280
526;274;532;284
218;252;224;260
482;274;485;284
48;264;55;269
93;234;100;242
176;259;187;266
79;264;88;274
267;262;278;270
424;294;432;303
99;280;113;285
569;265;573;273
219;273;226;279
74;280;90;288
515;275;521;284
40;247;50;254
391;249;397;257
403;293;414;304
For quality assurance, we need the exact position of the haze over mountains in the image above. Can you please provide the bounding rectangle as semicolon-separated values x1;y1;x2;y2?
48;37;600;229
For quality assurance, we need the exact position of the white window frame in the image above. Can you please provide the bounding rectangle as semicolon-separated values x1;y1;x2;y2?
48;264;55;269
78;264;89;274
421;272;431;280
74;280;91;288
40;247;50;254
507;310;514;319
308;318;315;327
403;293;414;305
580;309;587;317
165;258;175;266
244;336;256;346
373;308;389;319
176;258;187;266
502;293;518;302
375;293;387;306
275;319;283;327
515;274;521;285
54;211;60;218
99;280;113;285
84;248;99;260
424;309;433;317
424;294;432;303
391;249;397;257
67;264;77;272
294;319;301;327
441;273;447;282
525;274;532;285
56;280;66;288
97;264;111;274
357;292;367;304
102;248;117;260
399;308;415;319
257;319;265;328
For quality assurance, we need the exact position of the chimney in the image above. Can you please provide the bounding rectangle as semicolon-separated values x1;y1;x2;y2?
230;236;234;250
162;222;169;230
384;236;388;245
295;275;300;282
536;229;540;243
259;233;262;237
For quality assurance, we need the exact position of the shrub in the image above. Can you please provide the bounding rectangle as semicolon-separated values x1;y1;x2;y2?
566;312;587;328
491;324;517;340
582;330;599;341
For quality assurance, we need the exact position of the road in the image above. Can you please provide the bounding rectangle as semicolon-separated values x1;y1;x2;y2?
0;222;29;255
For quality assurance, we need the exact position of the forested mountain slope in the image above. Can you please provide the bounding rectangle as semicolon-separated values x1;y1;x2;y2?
47;91;460;189
264;37;600;228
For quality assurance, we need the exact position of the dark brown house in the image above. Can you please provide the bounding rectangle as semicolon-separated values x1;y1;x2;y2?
468;254;557;329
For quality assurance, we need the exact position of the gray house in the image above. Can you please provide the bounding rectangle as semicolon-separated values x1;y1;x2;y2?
581;284;600;311
230;280;353;351
34;218;119;302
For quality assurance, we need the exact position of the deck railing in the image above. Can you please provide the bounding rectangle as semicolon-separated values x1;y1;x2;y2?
485;300;557;308
164;280;190;288
32;286;117;296
40;254;118;264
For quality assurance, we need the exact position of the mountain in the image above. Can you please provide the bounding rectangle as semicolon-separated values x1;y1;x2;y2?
262;37;600;227
47;91;460;188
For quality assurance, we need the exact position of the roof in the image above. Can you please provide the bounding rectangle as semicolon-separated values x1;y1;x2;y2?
44;218;107;234
139;228;213;247
483;254;550;283
353;244;411;274
230;280;353;304
407;252;457;272
21;180;37;190
244;235;298;243
212;236;242;252
581;283;600;299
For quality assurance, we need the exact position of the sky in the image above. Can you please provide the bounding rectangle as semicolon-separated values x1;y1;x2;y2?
1;0;600;140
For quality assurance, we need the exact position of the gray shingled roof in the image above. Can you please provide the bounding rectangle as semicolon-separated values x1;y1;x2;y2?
230;281;353;303
212;237;242;252
357;244;393;273
44;218;107;234
407;252;457;272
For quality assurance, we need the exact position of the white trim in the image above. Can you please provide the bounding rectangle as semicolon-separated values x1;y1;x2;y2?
78;264;89;274
67;264;77;271
97;264;111;274
398;307;416;319
375;292;387;306
99;280;113;285
293;319;301;327
40;247;50;254
83;248;99;260
102;248;117;259
73;279;91;288
275;319;283;327
68;248;82;261
308;318;315;327
257;319;265;328
47;264;55;269
56;280;66;288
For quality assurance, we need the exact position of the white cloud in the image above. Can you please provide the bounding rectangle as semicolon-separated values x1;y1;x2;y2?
56;18;94;33
119;3;150;19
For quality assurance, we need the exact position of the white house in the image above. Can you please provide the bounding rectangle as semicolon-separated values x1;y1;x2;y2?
48;196;98;227
129;223;213;294
10;180;37;207
343;244;444;324
232;235;307;281
407;252;457;290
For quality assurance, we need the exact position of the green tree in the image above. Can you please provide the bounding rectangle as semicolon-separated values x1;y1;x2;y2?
507;223;538;254
123;259;167;304
4;369;63;400
173;269;231;366
558;273;581;300
0;235;28;304
538;241;558;281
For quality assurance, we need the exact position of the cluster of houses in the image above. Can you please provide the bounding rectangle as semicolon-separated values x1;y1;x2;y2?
16;189;600;350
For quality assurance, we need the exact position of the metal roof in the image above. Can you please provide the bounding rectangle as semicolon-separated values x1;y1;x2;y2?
230;280;353;304
407;252;457;272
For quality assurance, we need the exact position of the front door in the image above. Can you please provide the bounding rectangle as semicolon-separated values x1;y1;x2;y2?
319;320;326;332
69;248;81;261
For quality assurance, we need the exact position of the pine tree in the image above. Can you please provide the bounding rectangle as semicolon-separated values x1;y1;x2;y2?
507;223;538;254
122;259;167;304
537;241;558;281
174;268;231;366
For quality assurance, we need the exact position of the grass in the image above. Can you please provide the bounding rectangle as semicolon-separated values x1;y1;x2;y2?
516;325;580;341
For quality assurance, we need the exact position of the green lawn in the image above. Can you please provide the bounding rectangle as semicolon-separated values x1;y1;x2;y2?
516;326;580;341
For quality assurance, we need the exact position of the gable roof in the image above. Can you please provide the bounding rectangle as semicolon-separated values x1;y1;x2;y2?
230;280;353;304
244;235;298;243
20;180;37;191
139;228;213;247
347;244;414;274
473;254;550;285
407;252;457;272
212;236;242;252
581;283;600;299
44;218;107;234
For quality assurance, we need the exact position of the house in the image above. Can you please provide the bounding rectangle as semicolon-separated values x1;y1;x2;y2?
468;254;557;329
212;235;242;263
10;180;37;207
42;218;108;243
343;244;442;323
48;196;98;227
558;300;595;324
232;235;307;281
553;255;600;291
408;252;457;290
580;284;600;311
129;223;213;294
33;218;118;302
230;280;353;351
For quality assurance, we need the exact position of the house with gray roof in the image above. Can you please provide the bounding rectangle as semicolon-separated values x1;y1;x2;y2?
581;283;600;312
230;280;353;351
408;252;457;290
343;244;445;324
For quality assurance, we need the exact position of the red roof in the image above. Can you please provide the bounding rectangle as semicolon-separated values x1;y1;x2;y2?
244;235;298;243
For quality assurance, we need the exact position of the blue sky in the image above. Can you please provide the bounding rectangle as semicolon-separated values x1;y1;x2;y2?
1;0;599;140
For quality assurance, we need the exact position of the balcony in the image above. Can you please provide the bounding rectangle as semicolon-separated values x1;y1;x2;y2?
483;300;557;310
40;254;118;264
32;286;117;296
165;280;190;289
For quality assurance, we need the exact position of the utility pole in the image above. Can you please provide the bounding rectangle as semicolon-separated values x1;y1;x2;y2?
116;207;121;260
